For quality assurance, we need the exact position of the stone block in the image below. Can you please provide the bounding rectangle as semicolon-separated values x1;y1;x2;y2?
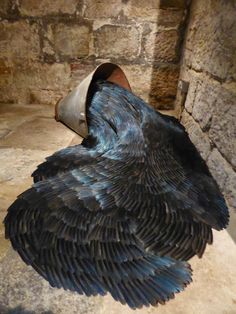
0;117;75;151
0;104;54;141
13;62;71;91
0;20;40;61
0;59;13;90
29;89;66;106
120;64;152;103
0;59;11;76
0;103;53;118
181;110;211;160
0;0;10;16
149;66;179;109
184;79;200;114
228;51;236;82
0;148;53;185
156;9;184;28
70;61;96;88
207;149;236;212
209;88;236;169
124;0;164;22
0;88;15;104
192;81;217;131
143;29;179;62
1;87;31;105
1;62;70;104
42;40;55;57
50;23;91;59
19;0;79;16
95;25;140;60
121;64;179;109
185;0;236;80
84;0;124;19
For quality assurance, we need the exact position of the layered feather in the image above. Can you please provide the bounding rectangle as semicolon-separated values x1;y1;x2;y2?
4;80;229;308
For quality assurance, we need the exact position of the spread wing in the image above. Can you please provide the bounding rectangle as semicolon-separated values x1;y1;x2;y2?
31;109;228;261
5;97;228;308
5;167;192;309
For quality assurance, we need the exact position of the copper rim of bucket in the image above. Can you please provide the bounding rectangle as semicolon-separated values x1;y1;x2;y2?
55;62;132;138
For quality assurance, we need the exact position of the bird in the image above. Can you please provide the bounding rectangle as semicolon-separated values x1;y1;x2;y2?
4;79;229;309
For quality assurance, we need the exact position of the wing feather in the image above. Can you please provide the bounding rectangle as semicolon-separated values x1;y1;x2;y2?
5;168;192;308
5;81;229;308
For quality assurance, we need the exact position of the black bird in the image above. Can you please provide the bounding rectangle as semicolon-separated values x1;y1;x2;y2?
4;80;229;309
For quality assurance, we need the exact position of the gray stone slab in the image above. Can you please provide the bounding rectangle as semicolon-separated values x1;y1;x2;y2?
0;118;76;151
0;249;102;314
0;148;54;184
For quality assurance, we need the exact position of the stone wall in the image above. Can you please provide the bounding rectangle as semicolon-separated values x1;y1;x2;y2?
0;0;187;109
175;0;236;236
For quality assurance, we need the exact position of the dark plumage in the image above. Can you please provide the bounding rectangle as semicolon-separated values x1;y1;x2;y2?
4;81;229;309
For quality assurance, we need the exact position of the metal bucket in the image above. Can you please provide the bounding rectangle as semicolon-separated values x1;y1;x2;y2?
55;63;131;138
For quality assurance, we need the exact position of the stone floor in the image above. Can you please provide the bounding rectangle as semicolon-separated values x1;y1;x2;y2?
0;103;236;314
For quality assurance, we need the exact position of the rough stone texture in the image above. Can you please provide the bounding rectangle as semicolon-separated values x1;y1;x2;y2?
0;1;188;108
95;25;140;60
0;20;40;61
51;23;91;59
0;0;10;15
207;149;236;211
0;148;55;182
207;149;236;241
0;58;14;103
191;81;216;131
84;0;124;19
176;0;236;240
84;1;172;25
0;117;75;151
70;61;97;88
183;0;236;81
0;250;102;314
156;9;184;28
184;78;200;114
13;62;71;104
125;0;165;22
121;64;179;109
149;66;179;109
120;64;152;103
0;103;53;136
144;29;179;62
209;88;236;169
14;62;71;90
19;0;79;16
29;89;65;105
